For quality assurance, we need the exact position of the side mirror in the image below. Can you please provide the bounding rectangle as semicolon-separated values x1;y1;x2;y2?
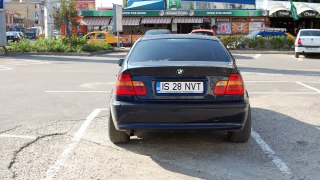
118;59;124;66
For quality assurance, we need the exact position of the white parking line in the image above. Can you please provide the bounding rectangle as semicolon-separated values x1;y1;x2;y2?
254;54;261;59
0;134;36;140
45;108;108;180
246;81;320;83
0;65;13;70
45;91;111;93
296;82;320;93
251;129;291;175
249;92;319;95
246;81;294;83
80;82;114;89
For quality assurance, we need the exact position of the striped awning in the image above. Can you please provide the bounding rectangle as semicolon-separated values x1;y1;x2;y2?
110;17;141;26
141;17;172;24
267;4;290;16
123;17;141;25
173;17;203;24
80;17;111;26
296;3;319;17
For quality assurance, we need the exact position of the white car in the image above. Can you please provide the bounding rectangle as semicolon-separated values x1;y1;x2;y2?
295;29;320;58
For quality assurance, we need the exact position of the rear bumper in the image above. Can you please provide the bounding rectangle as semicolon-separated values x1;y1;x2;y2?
110;100;250;131
295;46;320;53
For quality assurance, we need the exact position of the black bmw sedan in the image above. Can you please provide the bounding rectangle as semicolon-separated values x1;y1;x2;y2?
109;34;251;144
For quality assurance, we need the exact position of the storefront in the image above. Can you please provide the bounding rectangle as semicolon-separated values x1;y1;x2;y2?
259;1;320;36
80;9;268;44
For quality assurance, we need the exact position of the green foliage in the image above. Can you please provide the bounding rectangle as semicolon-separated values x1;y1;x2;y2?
55;0;78;36
8;37;112;53
221;35;246;49
81;43;112;52
8;39;34;52
220;36;294;50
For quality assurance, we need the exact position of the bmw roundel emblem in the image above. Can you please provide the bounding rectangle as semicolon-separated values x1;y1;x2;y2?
176;69;184;75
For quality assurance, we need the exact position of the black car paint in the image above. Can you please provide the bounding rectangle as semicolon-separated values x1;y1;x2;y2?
110;34;250;132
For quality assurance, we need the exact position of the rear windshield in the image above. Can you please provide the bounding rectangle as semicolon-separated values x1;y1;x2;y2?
145;30;171;35
300;31;320;36
128;39;231;62
6;32;18;36
192;32;213;36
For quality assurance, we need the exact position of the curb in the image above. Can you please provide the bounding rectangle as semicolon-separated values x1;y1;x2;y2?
1;49;117;57
229;50;294;54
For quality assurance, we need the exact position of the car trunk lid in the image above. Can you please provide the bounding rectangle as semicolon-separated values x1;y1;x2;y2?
127;61;235;101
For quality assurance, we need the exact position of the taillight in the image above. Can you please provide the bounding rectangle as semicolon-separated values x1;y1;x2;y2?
115;73;146;96
296;38;302;46
213;80;228;95
214;74;245;95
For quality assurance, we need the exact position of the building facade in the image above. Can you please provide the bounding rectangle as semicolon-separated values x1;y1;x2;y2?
5;2;42;29
5;9;14;31
79;0;269;44
257;0;320;35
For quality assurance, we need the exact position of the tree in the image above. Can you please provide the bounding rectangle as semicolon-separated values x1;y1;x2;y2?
55;0;78;38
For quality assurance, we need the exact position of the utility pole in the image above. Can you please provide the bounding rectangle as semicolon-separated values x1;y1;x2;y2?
0;0;7;47
26;3;29;27
44;0;53;38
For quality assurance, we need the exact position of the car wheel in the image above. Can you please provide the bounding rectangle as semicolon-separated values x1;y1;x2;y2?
295;52;299;58
228;107;251;143
108;112;129;144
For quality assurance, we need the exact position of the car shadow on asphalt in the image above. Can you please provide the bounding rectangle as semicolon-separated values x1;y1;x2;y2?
4;55;119;64
239;67;320;76
115;108;320;179
302;54;320;59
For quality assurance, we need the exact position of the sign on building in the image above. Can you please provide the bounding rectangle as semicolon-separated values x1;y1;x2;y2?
167;0;181;10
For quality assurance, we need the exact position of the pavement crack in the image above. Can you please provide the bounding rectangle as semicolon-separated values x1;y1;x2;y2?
8;132;66;179
0;125;21;134
0;125;22;134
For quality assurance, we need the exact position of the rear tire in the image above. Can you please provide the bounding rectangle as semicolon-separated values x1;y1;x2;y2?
108;112;129;144
295;52;299;58
228;107;251;143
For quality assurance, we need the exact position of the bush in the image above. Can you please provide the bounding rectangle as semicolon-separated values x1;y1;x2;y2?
220;35;294;50
7;36;112;53
81;43;112;52
8;39;34;52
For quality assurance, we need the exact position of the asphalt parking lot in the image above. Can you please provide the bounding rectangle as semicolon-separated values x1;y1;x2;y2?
0;52;319;179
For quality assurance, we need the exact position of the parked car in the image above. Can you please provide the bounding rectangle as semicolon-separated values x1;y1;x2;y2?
18;32;25;39
247;28;294;40
53;30;60;35
6;31;22;43
190;29;215;36
108;34;251;144
84;31;122;46
295;29;320;58
145;29;171;35
25;28;37;40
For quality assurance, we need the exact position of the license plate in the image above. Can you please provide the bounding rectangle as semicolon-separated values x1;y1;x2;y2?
156;82;204;93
